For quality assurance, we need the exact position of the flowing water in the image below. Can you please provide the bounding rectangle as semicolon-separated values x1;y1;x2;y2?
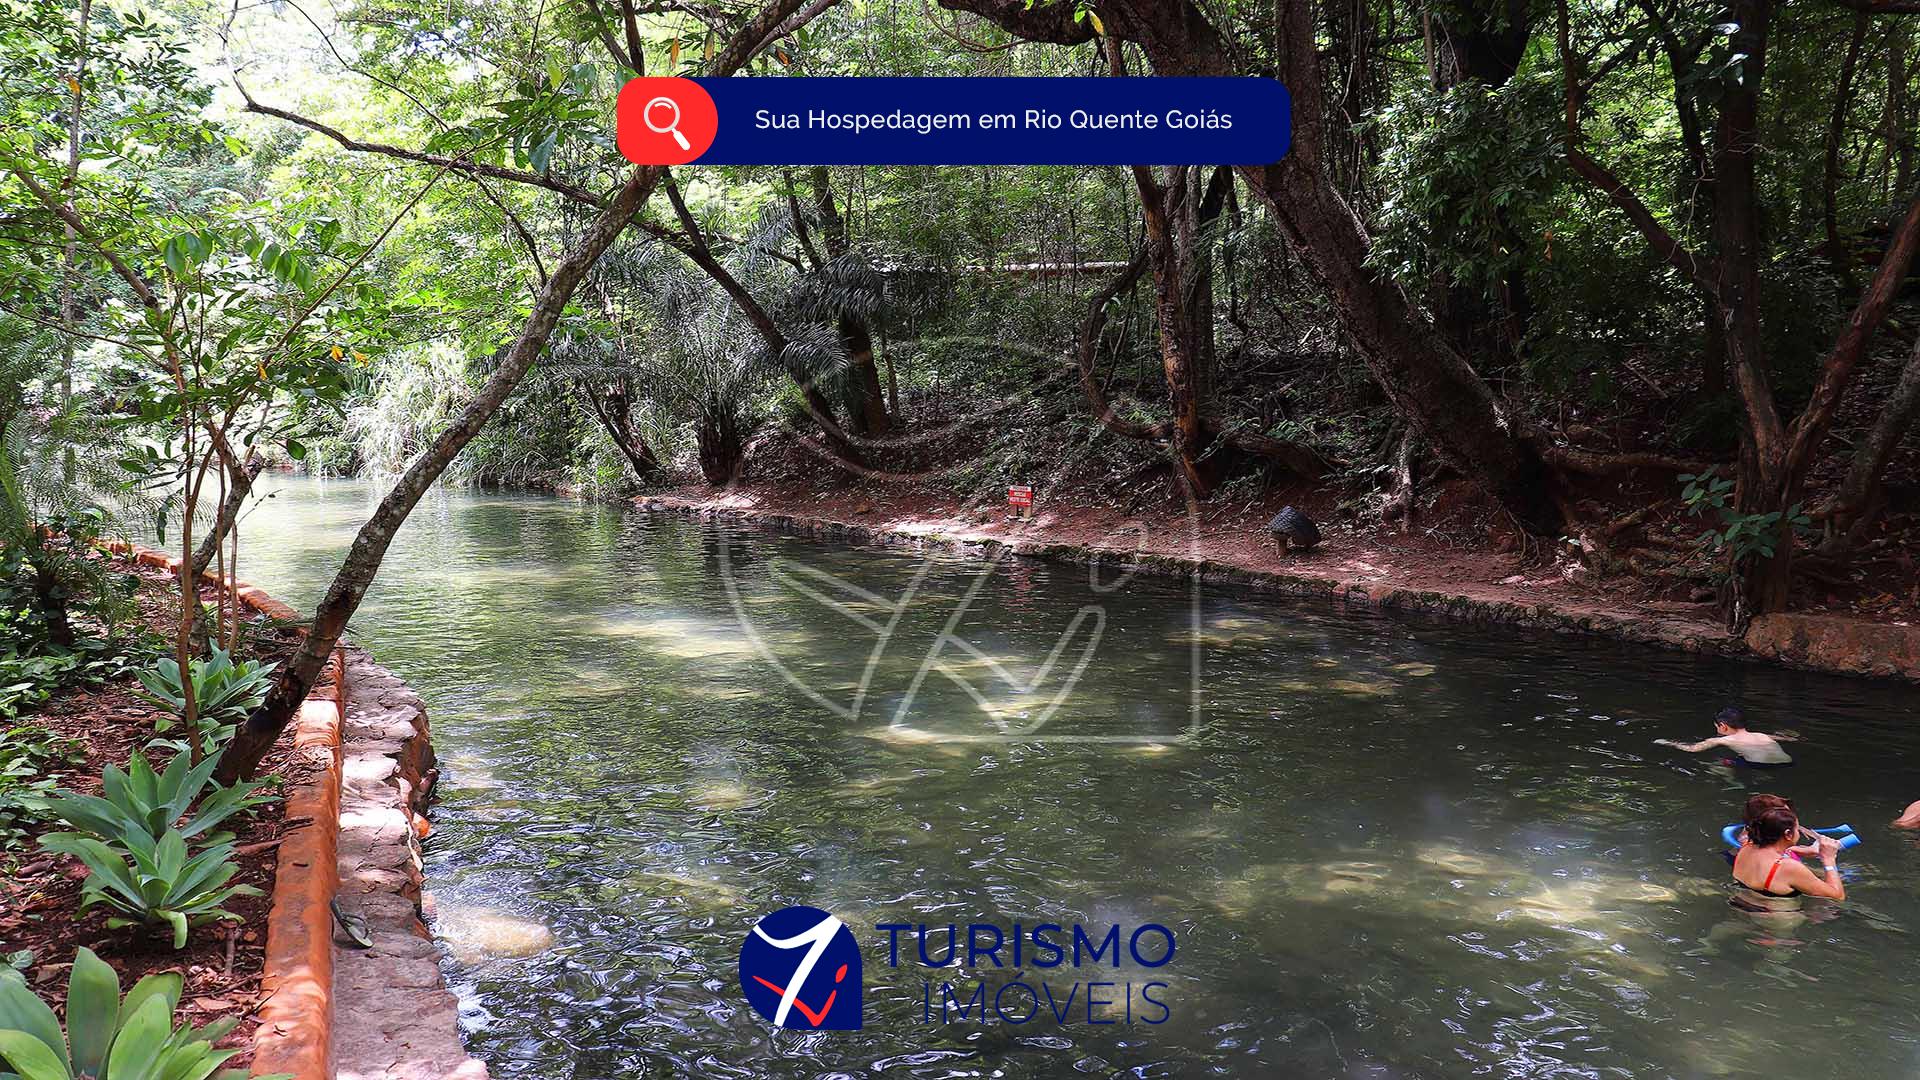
227;476;1920;1079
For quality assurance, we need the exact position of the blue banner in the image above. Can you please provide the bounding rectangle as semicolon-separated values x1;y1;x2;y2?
680;77;1289;166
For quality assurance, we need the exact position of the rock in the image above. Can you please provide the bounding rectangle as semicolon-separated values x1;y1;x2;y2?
431;904;555;964
1745;612;1920;679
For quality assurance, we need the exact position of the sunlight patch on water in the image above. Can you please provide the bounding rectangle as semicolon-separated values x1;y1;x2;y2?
594;615;788;660
685;778;768;811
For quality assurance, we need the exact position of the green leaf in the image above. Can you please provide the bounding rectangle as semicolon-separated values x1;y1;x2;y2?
104;996;169;1080
120;974;181;1026
64;948;120;1078
0;1031;70;1080
0;980;65;1071
529;130;558;175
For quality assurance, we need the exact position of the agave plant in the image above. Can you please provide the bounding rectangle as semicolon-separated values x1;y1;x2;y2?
27;750;270;849
133;645;276;757
36;829;260;948
0;946;279;1080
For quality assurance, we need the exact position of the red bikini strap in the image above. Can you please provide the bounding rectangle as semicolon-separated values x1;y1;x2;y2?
1763;853;1789;891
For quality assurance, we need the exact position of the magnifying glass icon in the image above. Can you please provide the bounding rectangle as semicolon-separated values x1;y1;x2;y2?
644;96;692;151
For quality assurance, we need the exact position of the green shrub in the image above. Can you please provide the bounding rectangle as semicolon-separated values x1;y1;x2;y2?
0;614;163;730
35;829;260;948
0;727;82;851
29;750;271;849
28;751;272;948
0;946;283;1080
133;645;276;757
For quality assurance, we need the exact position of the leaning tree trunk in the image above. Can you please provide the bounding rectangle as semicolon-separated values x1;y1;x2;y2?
1827;334;1920;547
577;374;663;482
216;0;820;783
191;455;265;578
1243;0;1562;535
215;166;664;782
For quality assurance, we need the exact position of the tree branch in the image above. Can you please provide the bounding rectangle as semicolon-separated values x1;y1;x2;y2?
1783;189;1920;484
235;84;607;209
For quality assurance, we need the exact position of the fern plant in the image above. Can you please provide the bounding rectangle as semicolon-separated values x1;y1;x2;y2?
0;316;147;647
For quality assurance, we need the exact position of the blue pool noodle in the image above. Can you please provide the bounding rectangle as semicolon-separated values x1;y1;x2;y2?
1720;823;1861;851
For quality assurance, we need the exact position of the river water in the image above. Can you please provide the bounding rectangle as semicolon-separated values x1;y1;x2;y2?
226;476;1920;1078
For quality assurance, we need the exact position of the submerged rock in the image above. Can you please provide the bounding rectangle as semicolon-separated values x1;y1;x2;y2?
431;900;555;964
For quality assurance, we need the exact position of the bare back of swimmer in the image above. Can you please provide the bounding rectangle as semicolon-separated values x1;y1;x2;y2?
1656;705;1793;765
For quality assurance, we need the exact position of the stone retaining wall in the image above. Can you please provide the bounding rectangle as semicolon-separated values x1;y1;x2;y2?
106;543;344;1077
330;649;487;1080
105;543;482;1079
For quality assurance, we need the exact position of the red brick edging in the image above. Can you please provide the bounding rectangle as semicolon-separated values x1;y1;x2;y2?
105;542;341;1079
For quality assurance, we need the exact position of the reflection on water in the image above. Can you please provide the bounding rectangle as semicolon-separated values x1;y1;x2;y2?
227;477;1920;1079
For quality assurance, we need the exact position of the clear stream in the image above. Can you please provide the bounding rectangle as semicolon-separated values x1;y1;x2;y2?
228;477;1920;1079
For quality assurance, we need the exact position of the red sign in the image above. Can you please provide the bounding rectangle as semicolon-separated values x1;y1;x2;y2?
1007;485;1034;507
616;78;719;165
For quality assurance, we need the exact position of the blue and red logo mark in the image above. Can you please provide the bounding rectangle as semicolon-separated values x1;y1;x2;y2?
738;905;863;1030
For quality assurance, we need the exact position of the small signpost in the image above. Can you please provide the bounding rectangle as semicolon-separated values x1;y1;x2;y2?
1007;484;1034;519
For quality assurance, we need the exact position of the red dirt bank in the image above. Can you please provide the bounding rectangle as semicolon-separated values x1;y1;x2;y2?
636;479;1920;682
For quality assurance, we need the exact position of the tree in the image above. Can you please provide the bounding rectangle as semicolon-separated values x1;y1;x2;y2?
938;0;1569;535
1558;0;1920;621
215;0;827;782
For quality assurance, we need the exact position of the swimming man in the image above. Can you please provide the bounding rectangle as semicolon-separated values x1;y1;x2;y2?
1655;706;1793;766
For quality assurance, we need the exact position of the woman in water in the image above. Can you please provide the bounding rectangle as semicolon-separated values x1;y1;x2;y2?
1735;794;1822;855
1731;806;1845;910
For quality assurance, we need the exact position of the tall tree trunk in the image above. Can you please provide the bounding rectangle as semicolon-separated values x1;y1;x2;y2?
576;374;662;482
1824;14;1870;285
1713;0;1792;619
1320;0;1381;205
59;0;92;433
807;166;890;437
1131;164;1216;495
1887;27;1914;198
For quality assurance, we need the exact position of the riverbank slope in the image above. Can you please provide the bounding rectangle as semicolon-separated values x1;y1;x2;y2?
636;482;1920;682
